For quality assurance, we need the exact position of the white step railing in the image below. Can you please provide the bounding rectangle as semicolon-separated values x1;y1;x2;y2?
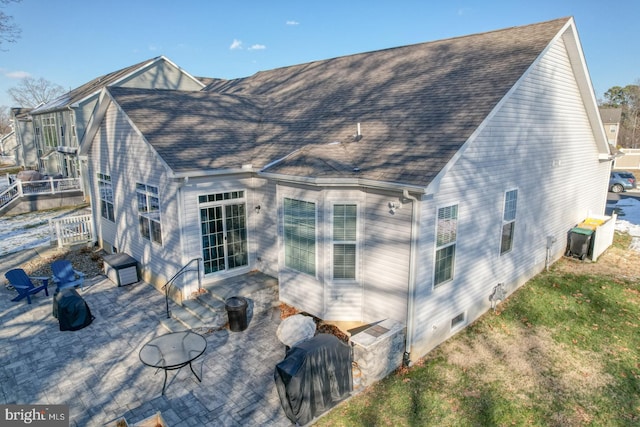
49;214;94;248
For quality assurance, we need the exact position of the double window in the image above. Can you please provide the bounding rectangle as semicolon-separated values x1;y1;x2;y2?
137;183;162;245
434;204;458;287
97;173;114;222
333;204;357;280
500;190;518;254
284;198;316;275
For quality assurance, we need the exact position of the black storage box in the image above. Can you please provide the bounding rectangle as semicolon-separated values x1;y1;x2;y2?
103;253;139;286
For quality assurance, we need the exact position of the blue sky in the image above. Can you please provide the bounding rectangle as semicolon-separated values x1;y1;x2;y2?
1;0;639;108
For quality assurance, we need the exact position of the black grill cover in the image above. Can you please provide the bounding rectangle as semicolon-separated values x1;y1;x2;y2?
274;333;352;425
53;288;94;331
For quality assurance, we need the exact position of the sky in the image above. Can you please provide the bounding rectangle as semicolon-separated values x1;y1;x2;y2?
0;0;639;109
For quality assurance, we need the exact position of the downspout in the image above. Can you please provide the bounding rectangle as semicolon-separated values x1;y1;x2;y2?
402;189;419;366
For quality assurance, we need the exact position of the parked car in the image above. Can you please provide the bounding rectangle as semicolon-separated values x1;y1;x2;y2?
609;171;637;193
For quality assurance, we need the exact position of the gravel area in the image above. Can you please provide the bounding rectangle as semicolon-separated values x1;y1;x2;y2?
13;245;106;281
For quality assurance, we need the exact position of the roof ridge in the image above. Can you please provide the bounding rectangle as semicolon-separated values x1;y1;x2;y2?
245;17;571;80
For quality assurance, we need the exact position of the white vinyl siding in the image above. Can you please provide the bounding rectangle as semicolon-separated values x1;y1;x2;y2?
88;102;183;293
410;33;610;359
284;198;316;275
361;191;411;324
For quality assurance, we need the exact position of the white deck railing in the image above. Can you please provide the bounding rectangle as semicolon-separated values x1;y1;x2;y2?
0;177;82;211
49;214;94;248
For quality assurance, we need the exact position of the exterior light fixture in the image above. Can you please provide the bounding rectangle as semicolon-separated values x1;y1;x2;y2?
255;205;261;214
388;201;402;214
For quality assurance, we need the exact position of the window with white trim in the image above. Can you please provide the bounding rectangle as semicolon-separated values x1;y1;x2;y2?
500;189;518;255
333;204;357;280
284;198;316;275
97;173;114;222
137;183;162;244
41;115;58;148
434;204;458;287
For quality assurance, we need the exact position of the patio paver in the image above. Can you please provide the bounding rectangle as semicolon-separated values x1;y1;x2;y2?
0;275;294;426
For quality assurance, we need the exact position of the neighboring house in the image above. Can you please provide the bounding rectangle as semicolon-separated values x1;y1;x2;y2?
1;131;16;157
82;17;611;362
10;108;35;169
14;56;205;193
599;107;622;147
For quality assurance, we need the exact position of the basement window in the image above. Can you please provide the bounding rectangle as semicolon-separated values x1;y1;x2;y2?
451;312;466;330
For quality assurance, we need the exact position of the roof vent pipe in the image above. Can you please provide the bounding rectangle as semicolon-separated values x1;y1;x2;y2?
353;122;362;141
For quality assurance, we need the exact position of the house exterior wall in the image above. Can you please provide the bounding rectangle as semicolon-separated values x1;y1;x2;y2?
25;59;203;181
14;118;36;168
276;184;412;323
1;132;16;156
360;190;412;324
277;184;326;317
177;174;267;296
604;122;619;146
252;178;279;278
409;35;610;360
120;59;203;92
74;100;99;148
87;102;184;293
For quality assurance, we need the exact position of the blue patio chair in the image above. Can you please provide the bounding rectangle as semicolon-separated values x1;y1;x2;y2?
4;269;50;305
51;260;85;291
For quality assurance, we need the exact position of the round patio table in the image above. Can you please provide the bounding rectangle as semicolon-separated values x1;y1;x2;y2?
139;330;207;395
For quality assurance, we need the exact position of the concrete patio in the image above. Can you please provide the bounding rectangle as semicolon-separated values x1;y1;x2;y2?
0;272;295;426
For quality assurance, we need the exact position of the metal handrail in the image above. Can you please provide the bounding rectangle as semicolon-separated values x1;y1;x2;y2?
162;258;202;319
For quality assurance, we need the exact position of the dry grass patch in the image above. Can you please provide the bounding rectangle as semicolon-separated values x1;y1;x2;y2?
444;326;613;397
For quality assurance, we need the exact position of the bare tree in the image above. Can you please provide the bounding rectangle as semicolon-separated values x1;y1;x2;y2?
0;0;21;50
601;83;640;148
7;76;66;107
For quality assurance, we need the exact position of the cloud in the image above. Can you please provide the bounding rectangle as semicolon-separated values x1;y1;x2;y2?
230;39;243;50
286;20;299;26
248;44;266;51
4;70;31;79
148;44;160;51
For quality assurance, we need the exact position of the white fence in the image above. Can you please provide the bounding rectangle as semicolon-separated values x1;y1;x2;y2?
590;213;617;262
49;214;94;248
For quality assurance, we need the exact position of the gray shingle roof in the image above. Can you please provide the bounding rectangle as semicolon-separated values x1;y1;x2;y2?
31;57;164;114
111;18;570;187
108;88;264;172
599;107;622;124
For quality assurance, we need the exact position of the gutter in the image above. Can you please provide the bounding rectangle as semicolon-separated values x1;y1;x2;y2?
402;189;419;366
259;171;426;194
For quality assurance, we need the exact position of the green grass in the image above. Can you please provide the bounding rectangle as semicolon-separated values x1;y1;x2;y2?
315;235;640;427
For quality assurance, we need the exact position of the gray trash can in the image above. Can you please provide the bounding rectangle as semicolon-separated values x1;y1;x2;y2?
225;296;248;331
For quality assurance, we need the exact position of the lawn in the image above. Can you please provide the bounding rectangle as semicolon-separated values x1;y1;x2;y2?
314;232;640;427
